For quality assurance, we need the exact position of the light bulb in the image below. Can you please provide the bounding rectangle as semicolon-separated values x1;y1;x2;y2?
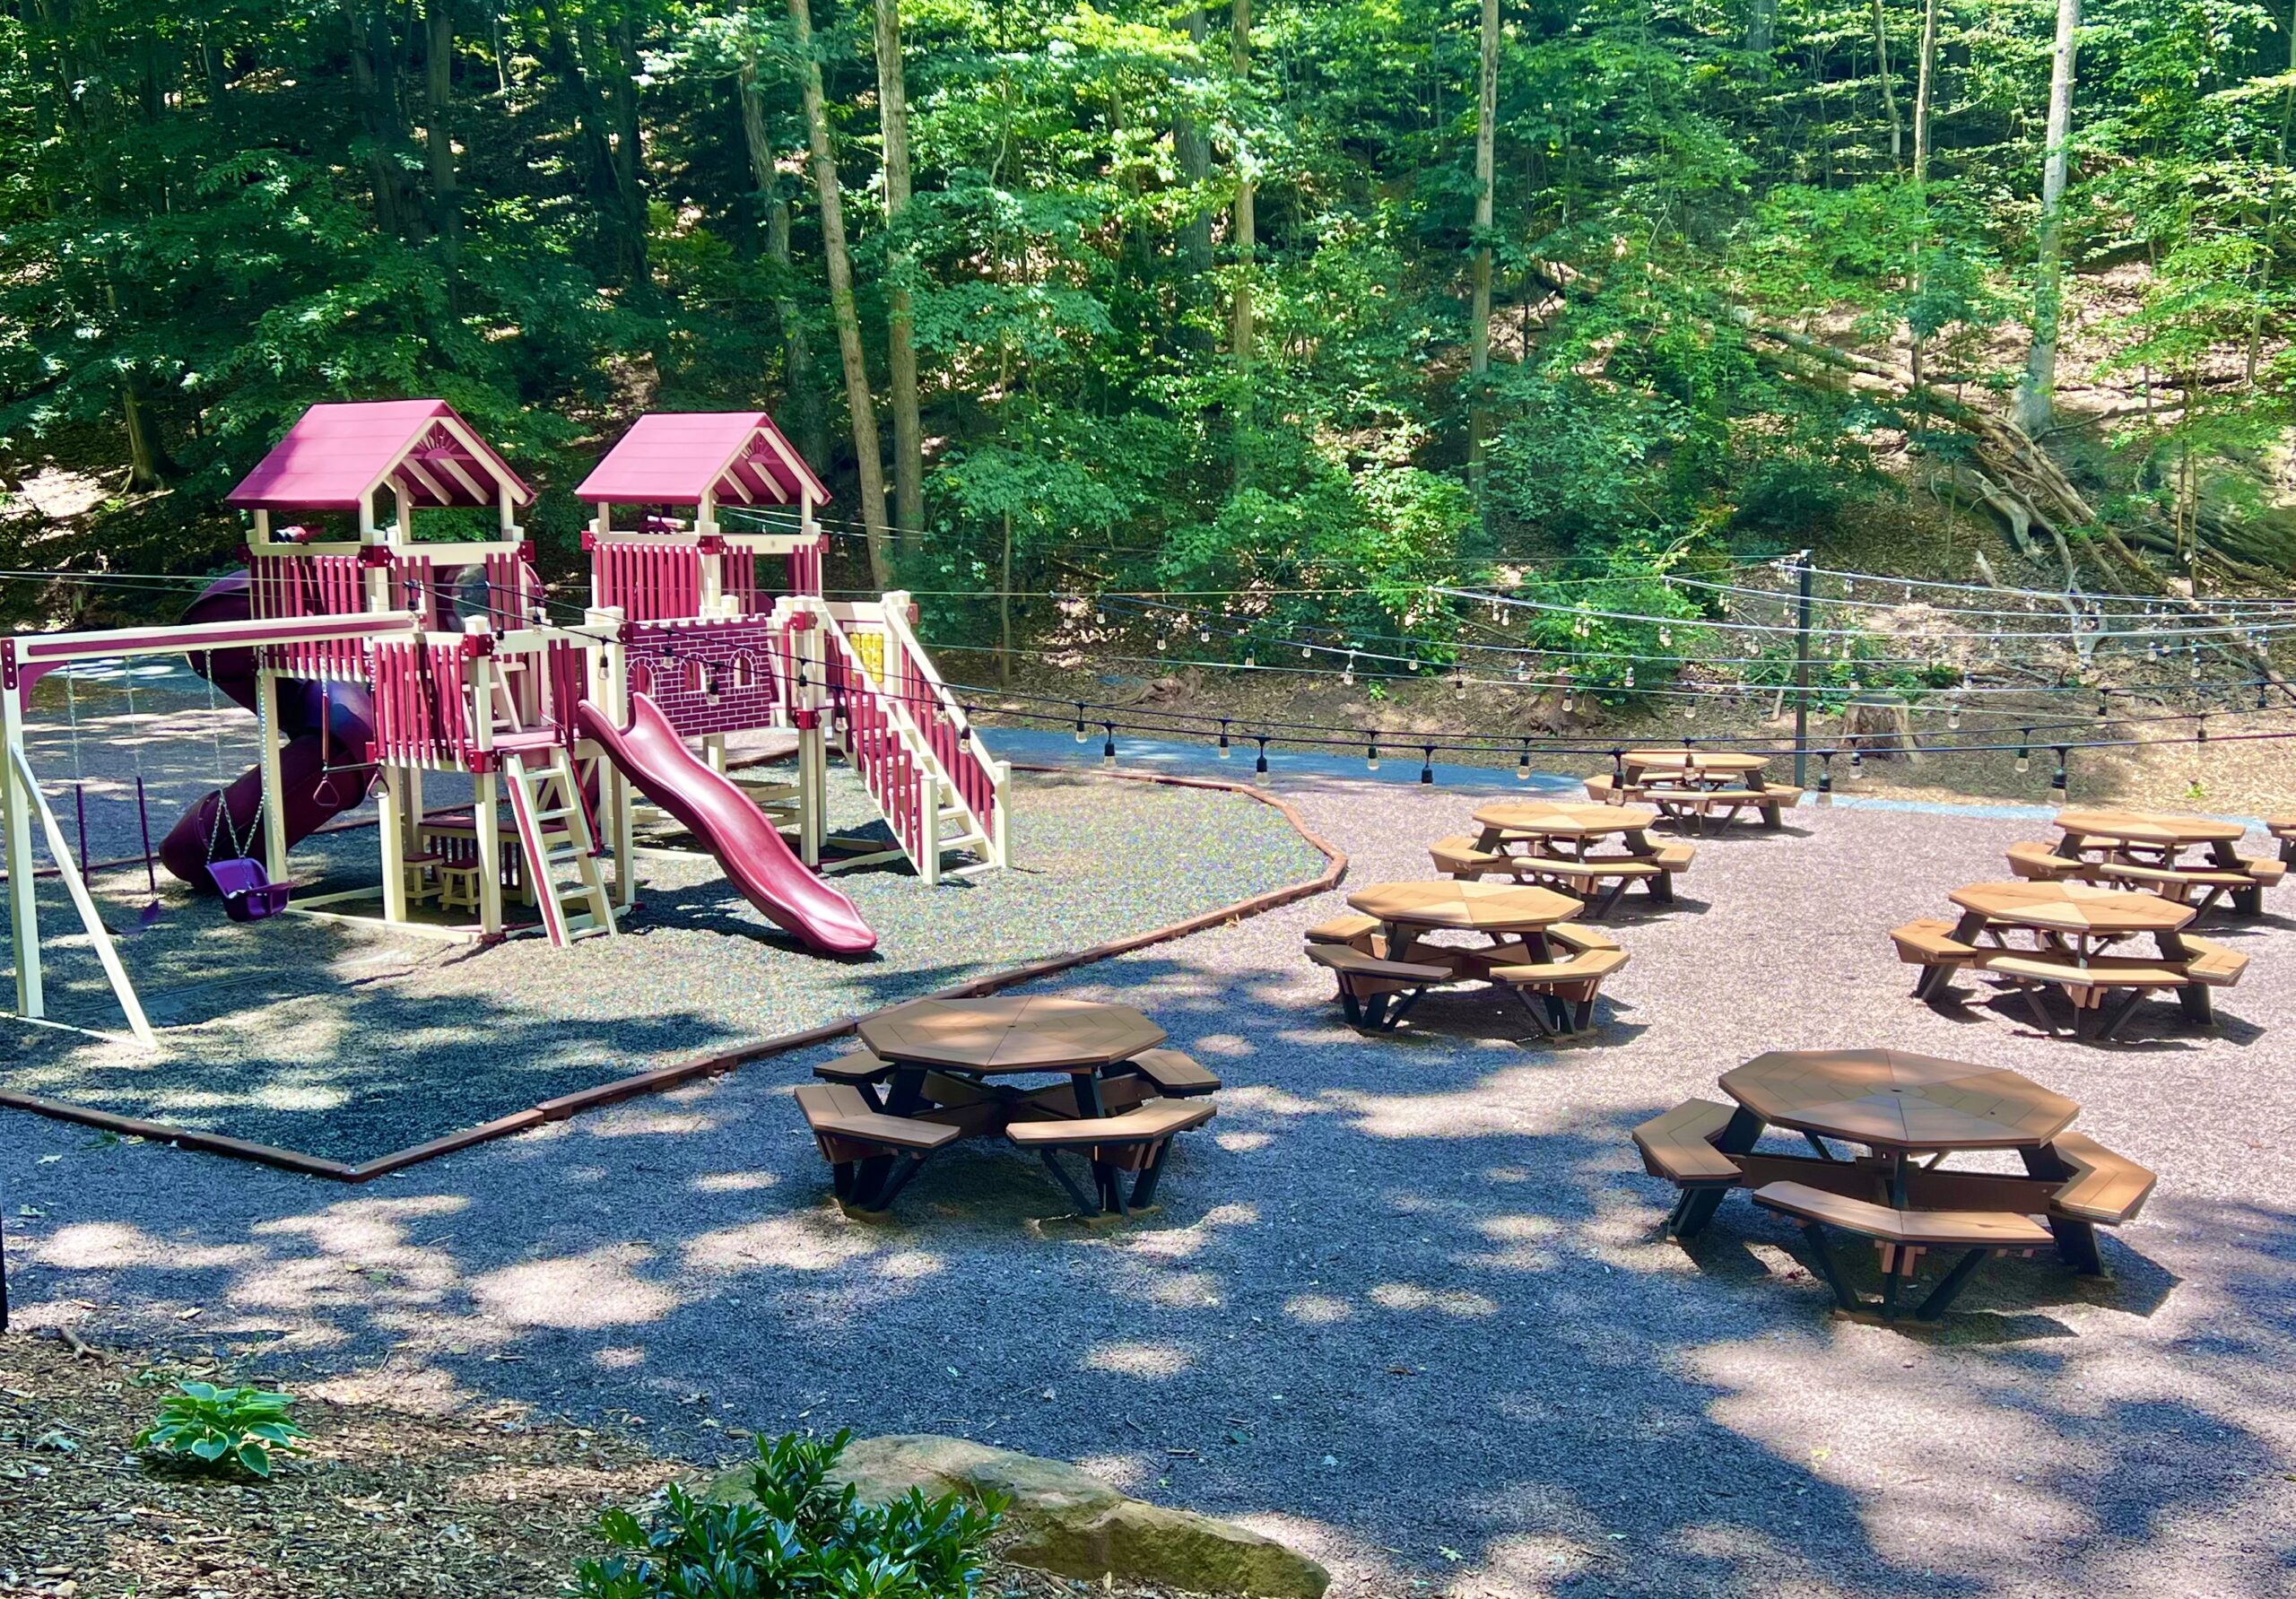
1947;704;1961;730
1366;743;1379;771
1217;725;1232;760
2015;750;2030;774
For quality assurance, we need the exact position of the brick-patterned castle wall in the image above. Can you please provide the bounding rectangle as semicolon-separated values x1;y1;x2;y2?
625;619;784;740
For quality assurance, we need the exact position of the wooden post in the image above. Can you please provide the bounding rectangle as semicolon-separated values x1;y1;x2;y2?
378;763;409;924
588;606;637;909
698;489;724;610
256;666;291;882
470;649;504;939
2;679;44;1019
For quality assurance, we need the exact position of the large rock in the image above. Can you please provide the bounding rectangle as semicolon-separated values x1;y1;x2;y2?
705;1433;1328;1598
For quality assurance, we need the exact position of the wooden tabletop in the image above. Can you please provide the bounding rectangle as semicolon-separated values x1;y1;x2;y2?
1622;749;1768;775
1346;879;1582;932
1948;879;2196;935
857;995;1166;1073
2053;808;2247;846
1721;1047;2079;1151
1473;800;1660;838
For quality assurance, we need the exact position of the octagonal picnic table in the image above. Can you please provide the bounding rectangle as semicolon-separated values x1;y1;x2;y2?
1946;879;2195;958
857;996;1170;1212
1935;879;2206;1030
2052;807;2274;916
1678;1049;2101;1273
1616;749;1782;833
1622;749;1770;784
1346;878;1582;964
1471;799;1662;858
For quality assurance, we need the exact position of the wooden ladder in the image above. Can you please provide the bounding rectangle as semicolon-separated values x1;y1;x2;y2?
500;742;617;946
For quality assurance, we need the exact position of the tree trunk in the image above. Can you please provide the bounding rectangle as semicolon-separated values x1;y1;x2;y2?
343;0;414;236
604;14;651;277
2013;0;2078;436
424;0;463;288
998;508;1013;687
1872;0;1902;167
1177;6;1213;275
537;0;645;285
1908;0;1941;386
2245;0;2296;386
1910;0;1938;187
789;0;894;590
122;381;162;491
739;58;829;471
1746;0;1777;56
1230;0;1255;368
874;0;925;550
1467;0;1497;502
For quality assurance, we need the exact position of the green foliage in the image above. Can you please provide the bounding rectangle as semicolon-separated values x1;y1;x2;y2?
133;1381;309;1479
568;1430;1004;1599
0;0;2292;648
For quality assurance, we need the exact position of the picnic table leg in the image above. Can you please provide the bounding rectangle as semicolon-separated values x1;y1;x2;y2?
1914;1247;1996;1320
1674;1106;1767;1237
1072;1070;1120;1214
856;1065;930;1201
1787;1219;1862;1315
2019;1146;2106;1275
2175;979;2213;1026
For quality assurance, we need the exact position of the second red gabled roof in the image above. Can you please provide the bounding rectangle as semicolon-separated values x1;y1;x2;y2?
575;412;831;510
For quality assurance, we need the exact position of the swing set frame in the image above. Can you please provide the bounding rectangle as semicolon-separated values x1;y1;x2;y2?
1;610;416;1046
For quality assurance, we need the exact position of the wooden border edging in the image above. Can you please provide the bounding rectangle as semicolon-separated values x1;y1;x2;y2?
4;766;1345;1182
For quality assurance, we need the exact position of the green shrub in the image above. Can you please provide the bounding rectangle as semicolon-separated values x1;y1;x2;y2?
570;1430;1004;1599
134;1381;309;1478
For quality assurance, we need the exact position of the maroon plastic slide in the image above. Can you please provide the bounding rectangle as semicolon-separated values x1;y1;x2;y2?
578;694;877;955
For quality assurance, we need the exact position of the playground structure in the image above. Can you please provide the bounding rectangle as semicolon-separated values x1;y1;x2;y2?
2;401;1010;1044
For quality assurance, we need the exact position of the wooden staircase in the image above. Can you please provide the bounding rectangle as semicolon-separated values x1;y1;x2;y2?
806;598;1009;885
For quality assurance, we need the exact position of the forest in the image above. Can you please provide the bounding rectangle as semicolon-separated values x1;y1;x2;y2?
0;0;2291;700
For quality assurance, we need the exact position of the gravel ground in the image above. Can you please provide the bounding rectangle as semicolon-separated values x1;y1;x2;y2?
7;773;2296;1598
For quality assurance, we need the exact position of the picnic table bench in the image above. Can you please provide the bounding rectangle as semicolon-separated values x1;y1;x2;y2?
1633;1048;2154;1316
2272;815;2295;865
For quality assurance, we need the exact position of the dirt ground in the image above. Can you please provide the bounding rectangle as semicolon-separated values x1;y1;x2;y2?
0;1332;1152;1599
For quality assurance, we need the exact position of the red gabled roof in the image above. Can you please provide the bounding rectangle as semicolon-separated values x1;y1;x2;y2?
227;400;534;515
575;412;831;509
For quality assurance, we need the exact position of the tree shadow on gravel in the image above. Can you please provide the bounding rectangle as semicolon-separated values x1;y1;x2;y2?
7;922;2296;1599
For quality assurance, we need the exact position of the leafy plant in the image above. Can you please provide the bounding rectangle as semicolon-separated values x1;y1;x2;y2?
134;1381;309;1479
569;1430;1005;1599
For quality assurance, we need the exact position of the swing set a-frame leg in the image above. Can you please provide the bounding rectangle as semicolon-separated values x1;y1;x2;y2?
7;742;155;1046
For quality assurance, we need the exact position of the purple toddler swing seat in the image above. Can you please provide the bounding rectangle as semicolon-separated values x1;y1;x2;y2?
207;856;292;921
